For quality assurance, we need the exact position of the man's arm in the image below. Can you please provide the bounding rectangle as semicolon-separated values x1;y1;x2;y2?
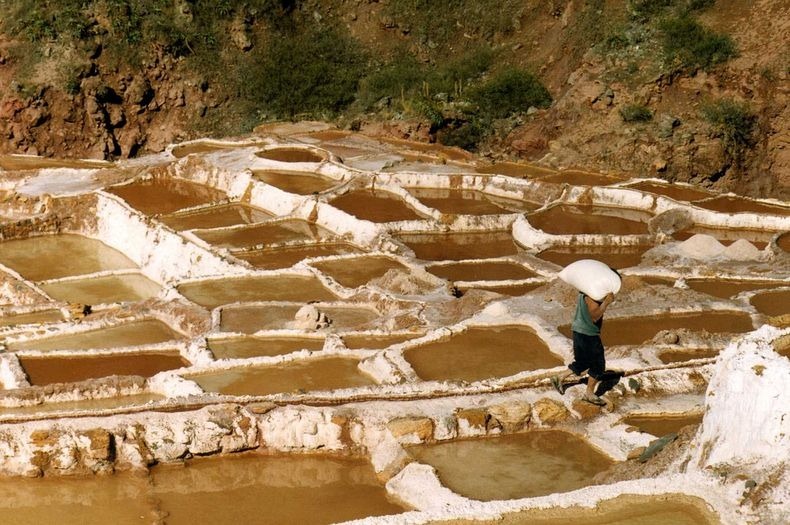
585;293;614;322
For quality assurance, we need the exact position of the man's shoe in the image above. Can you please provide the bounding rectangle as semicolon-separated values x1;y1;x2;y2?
582;394;606;406
551;375;566;395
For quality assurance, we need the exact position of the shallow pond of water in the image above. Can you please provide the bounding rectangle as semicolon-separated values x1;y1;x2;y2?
457;283;544;297
750;289;790;317
189;357;375;396
151;453;406;525
0;234;137;281
397;231;521;261
694;195;790;216
108;178;226;216
527;205;651;236
0;393;164;417
625;180;714;202
194;220;333;249
539;170;622;186
621;413;703;437
558;311;754;347
408;189;532;215
686;279;781;299
208;336;326;359
658;348;719;364
160;204;273;231
0;309;64;327
220;304;378;333
234;243;363;270
0;155;110;171
171;142;254;158
537;245;651;269
256;148;325;163
778;232;790;253
330;190;423;223
40;273;162;304
311;256;407;288
407;431;613;501
340;332;424;349
404;326;561;383
0;470;156;524
178;276;337;310
427;261;537;282
8;320;184;352
448;493;719;525
19;352;188;386
475;162;556;179
252;170;338;194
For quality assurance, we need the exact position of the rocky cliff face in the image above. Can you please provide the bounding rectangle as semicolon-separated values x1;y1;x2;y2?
0;0;787;198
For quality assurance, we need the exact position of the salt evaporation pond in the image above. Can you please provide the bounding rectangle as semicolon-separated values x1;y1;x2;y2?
108;177;226;215
398;231;521;261
0;309;64;327
160;203;273;231
686;279;781;299
40;273;162;304
178;275;337;309
559;311;754;346
408;188;537;215
8;320;183;352
189;357;375;396
407;431;613;501
404;326;561;382
621;413;703;437
427;261;536;282
19;352;188;386
256;148;325;163
537;245;650;269
220;304;378;332
311;255;407;288
624;180;715;202
208;336;325;359
252;170;338;194
193;219;333;249
330;189;423;222
750;289;790;317
527;205;651;235
0;234;137;281
234;243;363;270
0;393;164;417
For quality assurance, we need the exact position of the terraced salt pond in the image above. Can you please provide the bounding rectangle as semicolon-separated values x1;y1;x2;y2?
160;203;273;231
408;188;538;214
559;311;754;346
537;245;650;268
621;413;703;437
330;189;423;222
427;261;536;282
0;234;136;281
311;256;407;288
219;304;379;333
398;231;521;260
40;273;162;304
108;177;226;215
189;357;375;396
252;170;338;194
0;309;64;327
407;431;613;500
0;454;405;525
234;243;363;270
527;204;651;235
404;326;561;382
208;336;326;359
7;320;184;352
193;219;333;249
19;352;188;385
177;275;337;309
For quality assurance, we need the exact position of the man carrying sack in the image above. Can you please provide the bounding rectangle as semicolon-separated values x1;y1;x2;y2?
551;260;620;406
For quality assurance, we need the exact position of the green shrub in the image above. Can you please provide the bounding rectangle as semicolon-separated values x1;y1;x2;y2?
467;68;551;121
358;52;425;109
436;121;484;151
659;15;735;71
385;0;522;49
701;99;756;165
620;103;653;122
243;26;367;118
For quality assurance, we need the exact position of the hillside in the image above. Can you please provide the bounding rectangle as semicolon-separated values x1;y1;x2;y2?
0;0;787;198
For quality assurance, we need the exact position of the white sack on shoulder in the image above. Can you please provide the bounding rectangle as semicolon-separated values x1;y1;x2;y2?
558;259;621;301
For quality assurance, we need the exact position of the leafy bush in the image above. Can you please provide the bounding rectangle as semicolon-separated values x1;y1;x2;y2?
620;104;653;122
701;99;756;165
659;15;735;71
467;68;551;121
385;0;523;49
242;26;367;118
436;121;484;151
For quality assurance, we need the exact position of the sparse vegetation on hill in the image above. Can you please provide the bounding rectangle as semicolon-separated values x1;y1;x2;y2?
702;100;757;168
